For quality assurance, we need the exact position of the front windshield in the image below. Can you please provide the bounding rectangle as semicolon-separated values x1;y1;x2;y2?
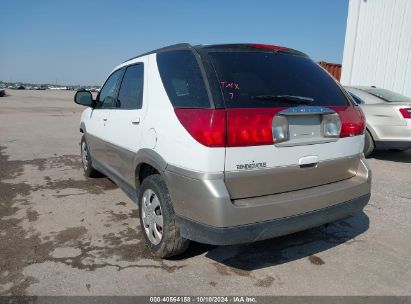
363;88;411;103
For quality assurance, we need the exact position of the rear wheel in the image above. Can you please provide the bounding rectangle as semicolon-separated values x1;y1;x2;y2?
81;135;99;177
138;174;189;258
363;130;375;157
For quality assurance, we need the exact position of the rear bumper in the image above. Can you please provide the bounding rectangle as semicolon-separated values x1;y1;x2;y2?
375;140;411;150
371;124;411;150
176;194;370;245
165;156;371;244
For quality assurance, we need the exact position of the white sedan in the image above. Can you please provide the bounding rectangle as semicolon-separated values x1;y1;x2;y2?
344;86;411;156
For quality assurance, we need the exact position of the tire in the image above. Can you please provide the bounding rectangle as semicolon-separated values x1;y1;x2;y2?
363;130;375;157
80;135;99;177
138;174;189;258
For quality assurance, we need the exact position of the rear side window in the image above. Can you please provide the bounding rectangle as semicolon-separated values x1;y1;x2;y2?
117;64;144;109
348;92;365;105
208;51;349;108
157;50;210;108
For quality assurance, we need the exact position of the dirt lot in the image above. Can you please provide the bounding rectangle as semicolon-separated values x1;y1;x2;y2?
0;90;410;296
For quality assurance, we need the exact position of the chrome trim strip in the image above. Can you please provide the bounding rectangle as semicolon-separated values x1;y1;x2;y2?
279;106;335;115
275;138;338;147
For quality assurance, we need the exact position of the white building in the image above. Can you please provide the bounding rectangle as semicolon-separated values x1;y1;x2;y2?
341;0;411;97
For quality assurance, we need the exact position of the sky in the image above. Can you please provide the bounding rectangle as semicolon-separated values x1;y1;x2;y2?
0;0;349;86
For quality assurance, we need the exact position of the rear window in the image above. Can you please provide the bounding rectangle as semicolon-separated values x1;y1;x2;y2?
362;88;411;103
157;50;210;108
208;51;349;108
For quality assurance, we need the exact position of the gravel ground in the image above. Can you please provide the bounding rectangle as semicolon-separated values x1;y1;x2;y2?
0;90;410;296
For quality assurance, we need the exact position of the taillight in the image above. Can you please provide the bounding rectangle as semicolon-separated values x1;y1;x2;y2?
226;108;283;147
330;106;365;137
175;106;366;148
399;108;411;119
248;43;287;51
272;115;289;143
174;109;226;147
322;113;341;138
175;108;284;147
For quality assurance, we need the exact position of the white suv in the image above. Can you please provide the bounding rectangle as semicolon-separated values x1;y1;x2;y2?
74;43;371;258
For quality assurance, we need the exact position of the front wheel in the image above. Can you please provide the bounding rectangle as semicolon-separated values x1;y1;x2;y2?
138;174;189;258
80;135;99;177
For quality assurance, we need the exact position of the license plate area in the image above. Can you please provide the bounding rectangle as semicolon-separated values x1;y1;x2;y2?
289;114;321;141
275;114;338;147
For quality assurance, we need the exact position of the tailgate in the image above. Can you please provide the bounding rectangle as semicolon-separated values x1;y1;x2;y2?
225;143;361;199
202;46;365;199
224;109;363;200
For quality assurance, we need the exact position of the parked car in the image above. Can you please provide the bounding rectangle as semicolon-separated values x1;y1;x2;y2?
344;86;411;156
74;43;371;257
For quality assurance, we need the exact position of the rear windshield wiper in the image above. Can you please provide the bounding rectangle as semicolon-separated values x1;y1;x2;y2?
253;94;314;104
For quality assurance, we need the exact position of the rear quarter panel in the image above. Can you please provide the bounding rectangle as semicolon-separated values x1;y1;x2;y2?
347;88;410;141
143;54;225;173
361;104;409;141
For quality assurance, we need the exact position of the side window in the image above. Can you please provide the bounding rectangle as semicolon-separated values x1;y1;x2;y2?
349;92;365;105
96;69;123;109
157;50;210;108
117;64;144;109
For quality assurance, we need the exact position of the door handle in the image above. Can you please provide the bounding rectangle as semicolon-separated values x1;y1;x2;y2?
131;118;140;125
299;155;319;168
103;117;108;121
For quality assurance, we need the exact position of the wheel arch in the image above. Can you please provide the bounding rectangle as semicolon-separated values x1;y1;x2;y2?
80;122;86;133
134;149;168;187
365;123;378;141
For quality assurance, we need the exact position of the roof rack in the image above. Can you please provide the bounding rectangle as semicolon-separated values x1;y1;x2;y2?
122;43;192;63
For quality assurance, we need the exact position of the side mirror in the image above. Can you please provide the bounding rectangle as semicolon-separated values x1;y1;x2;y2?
74;90;94;107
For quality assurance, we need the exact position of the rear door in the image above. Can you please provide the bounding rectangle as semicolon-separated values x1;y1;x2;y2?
105;61;147;187
86;69;123;166
204;47;364;199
